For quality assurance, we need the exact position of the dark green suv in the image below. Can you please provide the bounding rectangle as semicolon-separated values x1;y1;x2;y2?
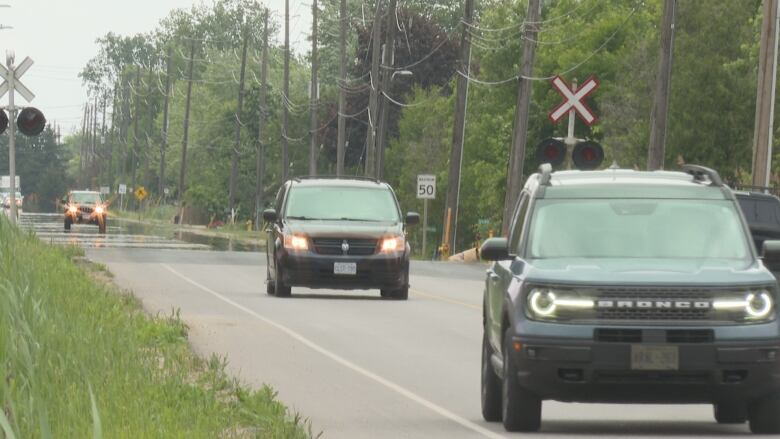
480;164;780;434
263;177;419;299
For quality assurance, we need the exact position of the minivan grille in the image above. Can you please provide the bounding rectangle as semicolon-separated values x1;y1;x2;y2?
312;238;378;256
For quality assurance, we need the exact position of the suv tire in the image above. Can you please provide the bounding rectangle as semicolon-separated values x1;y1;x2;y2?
713;402;746;424
749;392;780;433
481;332;502;422
502;329;541;432
274;264;292;298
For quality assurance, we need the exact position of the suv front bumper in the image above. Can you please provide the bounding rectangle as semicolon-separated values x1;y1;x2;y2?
509;333;780;404
279;250;408;290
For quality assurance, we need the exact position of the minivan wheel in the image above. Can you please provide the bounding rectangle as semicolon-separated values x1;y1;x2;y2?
713;402;747;424
274;265;291;298
749;392;780;433
481;332;502;422
64;218;72;231
266;265;276;296
502;329;541;432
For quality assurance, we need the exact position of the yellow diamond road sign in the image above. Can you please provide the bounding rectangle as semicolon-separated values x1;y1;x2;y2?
134;187;147;201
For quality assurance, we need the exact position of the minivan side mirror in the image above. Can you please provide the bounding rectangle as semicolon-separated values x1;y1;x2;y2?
762;240;780;273
262;208;278;223
481;237;511;261
405;212;420;226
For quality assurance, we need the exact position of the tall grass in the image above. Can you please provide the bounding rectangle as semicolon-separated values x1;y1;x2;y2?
0;216;310;438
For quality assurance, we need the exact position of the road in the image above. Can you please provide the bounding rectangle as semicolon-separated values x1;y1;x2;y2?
22;212;753;438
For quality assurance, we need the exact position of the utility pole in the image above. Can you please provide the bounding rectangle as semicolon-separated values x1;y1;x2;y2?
255;10;269;230
230;23;250;218
336;0;347;176
502;0;541;235
282;0;290;181
144;60;154;192
177;39;196;225
365;0;383;177
376;0;398;180
130;66;141;209
647;0;677;171
160;46;172;196
108;83;118;187
101;94;108;184
753;0;780;187
92;96;99;186
79;104;87;185
442;0;473;256
309;0;319;176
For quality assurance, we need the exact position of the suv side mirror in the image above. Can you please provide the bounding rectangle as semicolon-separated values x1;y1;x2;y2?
762;240;780;273
406;212;420;226
481;237;511;261
263;208;278;223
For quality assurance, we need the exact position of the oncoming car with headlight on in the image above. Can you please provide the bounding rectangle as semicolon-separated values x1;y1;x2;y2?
63;190;108;233
480;164;780;434
263;177;419;299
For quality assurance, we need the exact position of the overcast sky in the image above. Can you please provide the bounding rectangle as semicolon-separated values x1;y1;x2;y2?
1;0;312;134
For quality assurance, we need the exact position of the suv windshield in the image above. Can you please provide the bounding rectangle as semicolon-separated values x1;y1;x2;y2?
527;199;750;260
285;186;400;222
71;192;102;205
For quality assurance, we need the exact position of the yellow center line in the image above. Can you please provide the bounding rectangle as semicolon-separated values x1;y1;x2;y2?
410;288;482;311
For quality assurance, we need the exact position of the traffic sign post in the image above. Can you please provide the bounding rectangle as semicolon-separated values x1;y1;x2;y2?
417;174;436;257
546;75;604;170
118;184;126;211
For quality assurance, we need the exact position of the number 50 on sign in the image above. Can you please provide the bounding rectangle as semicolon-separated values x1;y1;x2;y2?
417;174;436;199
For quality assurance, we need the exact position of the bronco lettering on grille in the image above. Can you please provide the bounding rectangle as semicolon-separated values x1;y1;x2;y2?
596;300;711;309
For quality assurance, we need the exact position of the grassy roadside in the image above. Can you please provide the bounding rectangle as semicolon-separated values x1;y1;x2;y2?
0;216;311;438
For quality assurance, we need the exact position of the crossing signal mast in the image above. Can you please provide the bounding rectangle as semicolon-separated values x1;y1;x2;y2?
1;51;47;224
538;76;604;171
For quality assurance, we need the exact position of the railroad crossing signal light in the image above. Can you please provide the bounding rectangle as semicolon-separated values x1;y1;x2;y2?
0;109;7;135
16;107;46;136
572;140;604;170
535;138;566;168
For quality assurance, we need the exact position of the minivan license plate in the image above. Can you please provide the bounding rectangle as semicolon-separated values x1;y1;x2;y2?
631;345;679;370
334;262;357;275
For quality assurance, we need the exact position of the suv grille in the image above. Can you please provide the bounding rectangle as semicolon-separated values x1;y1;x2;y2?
594;287;714;322
313;238;378;256
79;206;94;214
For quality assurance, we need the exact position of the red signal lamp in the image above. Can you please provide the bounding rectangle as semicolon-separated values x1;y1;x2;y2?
535;138;566;168
17;107;46;136
572;141;604;170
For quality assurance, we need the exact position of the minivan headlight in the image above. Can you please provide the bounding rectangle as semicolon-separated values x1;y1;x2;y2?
381;236;405;253
283;234;309;251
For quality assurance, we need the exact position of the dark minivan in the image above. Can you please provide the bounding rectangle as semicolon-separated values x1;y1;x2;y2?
263;177;419;299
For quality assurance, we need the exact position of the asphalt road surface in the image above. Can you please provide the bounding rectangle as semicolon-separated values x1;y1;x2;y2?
21;212;756;438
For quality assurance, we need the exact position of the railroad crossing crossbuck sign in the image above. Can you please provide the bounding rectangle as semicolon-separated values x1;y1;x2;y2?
0;56;35;102
548;75;599;126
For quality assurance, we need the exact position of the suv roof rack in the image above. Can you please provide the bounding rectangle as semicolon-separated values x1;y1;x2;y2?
681;165;723;187
538;163;553;186
292;175;382;183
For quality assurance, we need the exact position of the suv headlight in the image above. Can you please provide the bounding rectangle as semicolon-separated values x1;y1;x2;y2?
283;234;309;251
713;290;774;321
526;288;594;321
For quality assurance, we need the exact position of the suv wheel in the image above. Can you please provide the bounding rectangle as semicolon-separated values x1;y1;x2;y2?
713;402;746;424
501;329;541;432
749;392;780;433
481;331;502;422
274;264;292;298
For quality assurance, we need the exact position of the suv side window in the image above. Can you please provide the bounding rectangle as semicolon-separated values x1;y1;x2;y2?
508;193;530;254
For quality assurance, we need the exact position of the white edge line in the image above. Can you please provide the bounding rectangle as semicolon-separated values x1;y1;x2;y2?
161;264;506;439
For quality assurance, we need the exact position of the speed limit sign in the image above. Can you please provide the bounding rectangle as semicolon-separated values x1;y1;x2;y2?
417;174;436;199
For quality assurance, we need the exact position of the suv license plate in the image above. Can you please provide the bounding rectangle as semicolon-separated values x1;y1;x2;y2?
334;262;357;276
631;345;679;370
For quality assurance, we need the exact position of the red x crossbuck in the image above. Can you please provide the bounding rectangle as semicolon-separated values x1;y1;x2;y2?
548;75;600;126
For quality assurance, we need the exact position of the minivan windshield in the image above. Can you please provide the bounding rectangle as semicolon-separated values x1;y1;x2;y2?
527;199;750;260
285;186;400;222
